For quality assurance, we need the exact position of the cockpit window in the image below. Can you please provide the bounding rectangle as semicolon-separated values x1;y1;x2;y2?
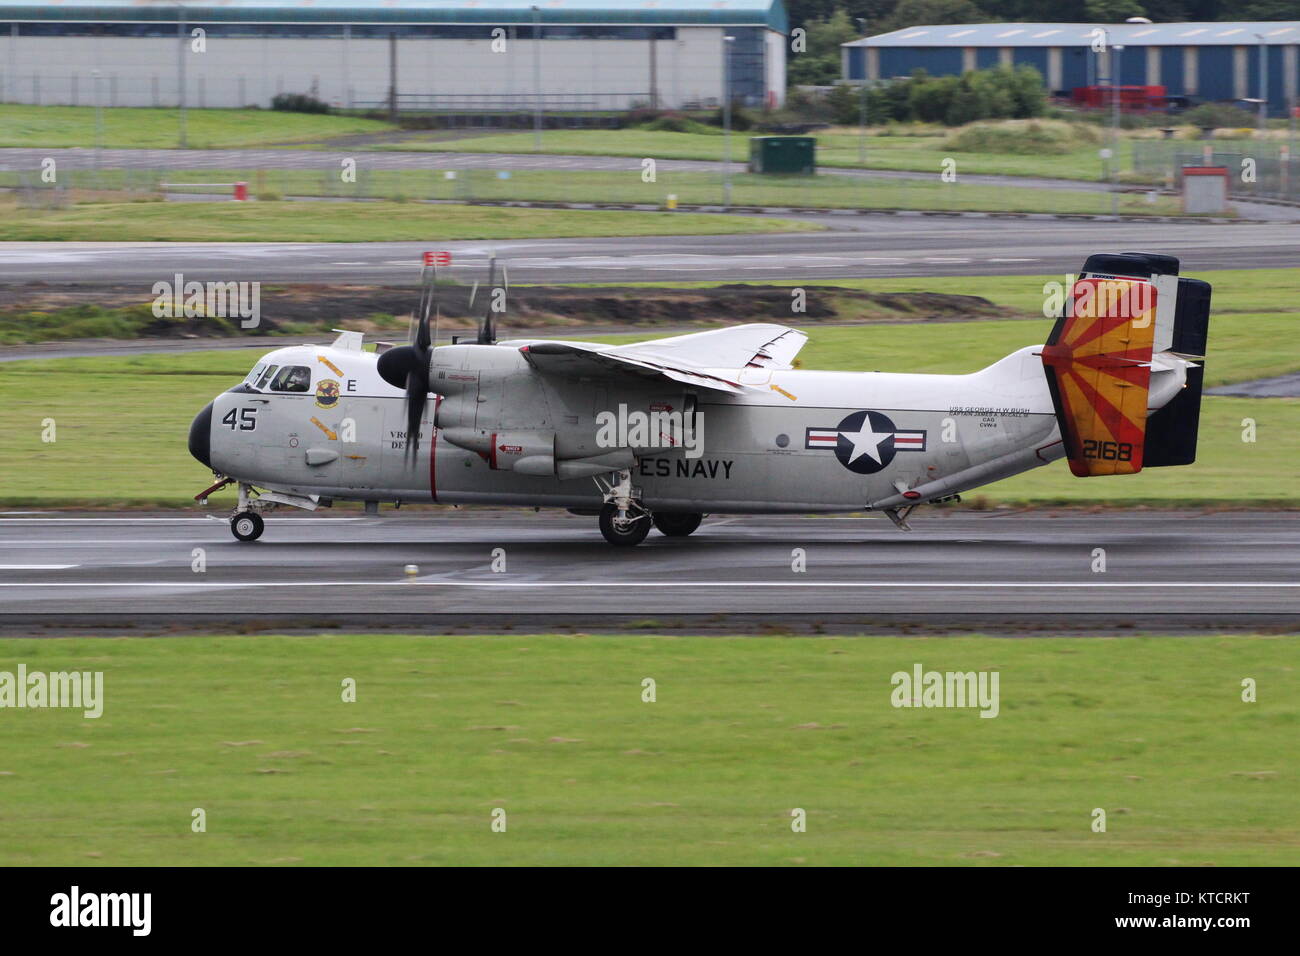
255;364;278;390
270;365;312;393
245;363;264;384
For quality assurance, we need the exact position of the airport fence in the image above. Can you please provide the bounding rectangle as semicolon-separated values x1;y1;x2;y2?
0;162;1183;218
1131;139;1300;203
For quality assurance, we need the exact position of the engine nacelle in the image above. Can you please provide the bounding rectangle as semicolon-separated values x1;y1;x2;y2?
442;427;555;474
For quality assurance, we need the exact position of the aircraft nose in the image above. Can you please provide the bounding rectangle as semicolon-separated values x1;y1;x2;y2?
188;402;213;468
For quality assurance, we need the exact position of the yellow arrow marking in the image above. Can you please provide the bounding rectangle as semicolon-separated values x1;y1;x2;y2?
317;355;344;377
770;384;798;401
310;417;337;440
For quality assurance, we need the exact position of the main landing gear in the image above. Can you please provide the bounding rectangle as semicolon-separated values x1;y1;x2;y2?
652;512;703;537
595;469;650;547
593;470;704;546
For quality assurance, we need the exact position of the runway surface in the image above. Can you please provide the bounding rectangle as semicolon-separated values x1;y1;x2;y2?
2;217;1298;285
1;510;1295;633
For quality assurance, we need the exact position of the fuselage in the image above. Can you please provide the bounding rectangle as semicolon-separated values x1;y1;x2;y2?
190;337;1072;514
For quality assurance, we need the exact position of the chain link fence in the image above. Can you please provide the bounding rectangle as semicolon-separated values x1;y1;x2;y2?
1132;139;1300;203
0;162;1181;217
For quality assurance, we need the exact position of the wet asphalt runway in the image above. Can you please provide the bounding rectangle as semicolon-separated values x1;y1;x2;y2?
0;510;1295;633
2;217;1299;285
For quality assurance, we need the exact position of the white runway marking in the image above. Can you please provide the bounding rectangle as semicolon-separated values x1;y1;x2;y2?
0;581;1294;589
0;517;365;523
0;564;79;570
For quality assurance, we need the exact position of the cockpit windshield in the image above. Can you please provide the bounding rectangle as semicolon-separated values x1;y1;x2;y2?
270;365;312;393
255;364;279;391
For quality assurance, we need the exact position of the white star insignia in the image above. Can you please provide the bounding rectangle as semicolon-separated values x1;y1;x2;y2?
839;424;892;464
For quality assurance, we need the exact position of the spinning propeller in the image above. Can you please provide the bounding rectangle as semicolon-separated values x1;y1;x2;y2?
376;255;503;462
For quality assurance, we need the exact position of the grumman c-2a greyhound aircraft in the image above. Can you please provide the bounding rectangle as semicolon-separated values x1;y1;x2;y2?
188;251;1211;546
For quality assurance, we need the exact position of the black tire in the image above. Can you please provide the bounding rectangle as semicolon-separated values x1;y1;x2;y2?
598;504;650;547
231;511;264;542
653;512;703;537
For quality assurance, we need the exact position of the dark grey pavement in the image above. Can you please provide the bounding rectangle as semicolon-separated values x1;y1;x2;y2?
2;217;1298;287
1;510;1295;632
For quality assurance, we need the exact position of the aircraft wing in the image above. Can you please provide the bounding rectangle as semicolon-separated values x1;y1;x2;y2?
509;323;807;395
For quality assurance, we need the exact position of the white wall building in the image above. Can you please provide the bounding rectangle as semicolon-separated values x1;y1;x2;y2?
0;0;788;111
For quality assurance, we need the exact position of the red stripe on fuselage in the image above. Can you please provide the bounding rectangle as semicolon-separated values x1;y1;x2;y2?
429;396;441;503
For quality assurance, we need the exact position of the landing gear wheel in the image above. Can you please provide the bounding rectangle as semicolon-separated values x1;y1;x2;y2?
653;512;703;537
230;511;264;542
599;504;650;547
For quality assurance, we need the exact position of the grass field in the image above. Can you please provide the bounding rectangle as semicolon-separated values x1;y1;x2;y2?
0;199;819;242
3;166;1184;217
2;273;1295;507
0;633;1294;866
0;105;393;150
392;128;1147;183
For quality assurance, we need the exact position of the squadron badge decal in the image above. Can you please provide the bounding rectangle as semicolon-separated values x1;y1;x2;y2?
805;410;926;475
314;378;341;409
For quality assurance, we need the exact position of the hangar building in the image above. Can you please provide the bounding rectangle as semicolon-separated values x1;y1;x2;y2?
0;0;788;111
843;21;1300;116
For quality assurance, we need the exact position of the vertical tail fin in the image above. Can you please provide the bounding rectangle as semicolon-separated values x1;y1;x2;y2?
1041;253;1211;478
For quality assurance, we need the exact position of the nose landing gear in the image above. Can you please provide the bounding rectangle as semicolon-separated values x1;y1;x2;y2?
228;481;270;542
231;511;265;541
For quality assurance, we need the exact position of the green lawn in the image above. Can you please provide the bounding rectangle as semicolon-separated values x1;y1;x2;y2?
0;633;1294;866
390;128;1147;183
0;199;819;243
0;105;394;150
2;278;1294;507
4;165;1185;216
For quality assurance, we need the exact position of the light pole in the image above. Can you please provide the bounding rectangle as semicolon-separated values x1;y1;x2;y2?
531;6;542;151
177;5;187;148
856;18;868;166
1112;43;1122;217
723;34;734;208
1254;34;1268;133
92;68;103;177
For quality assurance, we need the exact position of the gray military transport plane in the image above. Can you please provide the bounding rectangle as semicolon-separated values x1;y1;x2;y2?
188;253;1211;546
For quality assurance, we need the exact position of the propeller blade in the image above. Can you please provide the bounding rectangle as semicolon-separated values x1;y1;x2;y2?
404;367;427;461
477;255;497;345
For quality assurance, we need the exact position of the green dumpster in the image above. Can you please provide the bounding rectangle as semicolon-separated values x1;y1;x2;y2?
748;136;816;175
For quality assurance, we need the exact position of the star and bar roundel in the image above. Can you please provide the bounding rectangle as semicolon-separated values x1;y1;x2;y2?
805;410;927;475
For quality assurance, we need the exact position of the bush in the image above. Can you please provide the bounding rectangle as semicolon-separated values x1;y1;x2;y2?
1184;102;1257;130
708;104;758;131
845;65;1048;127
637;113;721;135
943;119;1099;155
271;92;331;114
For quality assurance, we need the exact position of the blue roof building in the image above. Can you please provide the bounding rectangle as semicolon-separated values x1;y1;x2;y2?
843;21;1300;116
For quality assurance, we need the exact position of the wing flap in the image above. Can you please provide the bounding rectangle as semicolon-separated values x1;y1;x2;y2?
518;341;744;394
512;323;807;394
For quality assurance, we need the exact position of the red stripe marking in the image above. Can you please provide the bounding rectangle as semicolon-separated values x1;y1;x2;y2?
429;396;441;503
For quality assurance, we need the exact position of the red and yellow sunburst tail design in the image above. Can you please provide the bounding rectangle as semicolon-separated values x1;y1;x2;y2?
1041;277;1157;477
